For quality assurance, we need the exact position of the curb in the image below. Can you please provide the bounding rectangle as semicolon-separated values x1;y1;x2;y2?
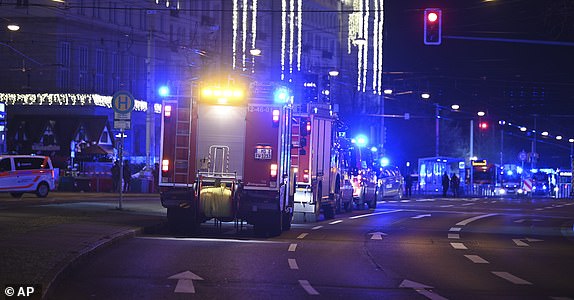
40;224;155;300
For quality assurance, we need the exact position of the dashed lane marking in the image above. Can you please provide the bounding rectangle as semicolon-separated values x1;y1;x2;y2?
288;259;299;270
440;205;454;208
465;255;489;264
329;220;343;225
299;280;320;295
449;227;462;232
349;209;403;219
451;242;468;250
297;233;309;239
311;226;323;230
492;271;532;285
288;243;297;252
448;233;460;239
461;203;475;206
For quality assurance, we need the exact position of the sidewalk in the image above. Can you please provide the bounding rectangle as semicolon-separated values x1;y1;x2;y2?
0;193;166;299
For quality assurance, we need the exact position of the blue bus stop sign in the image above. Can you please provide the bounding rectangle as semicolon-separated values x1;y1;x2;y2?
111;91;135;114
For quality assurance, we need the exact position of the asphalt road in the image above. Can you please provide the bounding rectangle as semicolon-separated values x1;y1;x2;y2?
46;196;574;300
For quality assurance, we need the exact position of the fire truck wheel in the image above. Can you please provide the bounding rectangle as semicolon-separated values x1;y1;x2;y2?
282;211;292;231
344;200;353;212
368;197;377;209
324;204;335;219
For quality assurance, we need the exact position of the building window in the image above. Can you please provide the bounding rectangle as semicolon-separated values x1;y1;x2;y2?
58;42;71;90
78;46;88;91
95;49;105;92
140;10;147;30
111;52;120;92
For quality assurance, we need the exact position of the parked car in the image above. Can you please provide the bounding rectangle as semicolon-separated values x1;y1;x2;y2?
0;155;55;198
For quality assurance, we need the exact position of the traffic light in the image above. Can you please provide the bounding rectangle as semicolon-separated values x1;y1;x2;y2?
424;8;442;45
479;122;488;130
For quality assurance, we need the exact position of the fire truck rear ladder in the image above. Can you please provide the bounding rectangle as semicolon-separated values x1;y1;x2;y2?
174;107;192;185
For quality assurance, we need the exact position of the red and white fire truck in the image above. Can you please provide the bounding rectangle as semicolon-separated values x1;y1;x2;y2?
291;103;339;221
159;80;294;236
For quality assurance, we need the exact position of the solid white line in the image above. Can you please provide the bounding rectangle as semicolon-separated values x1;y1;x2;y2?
464;254;489;264
450;242;468;250
288;243;297;252
311;226;323;230
288;259;299;270
449;227;462;232
349;209;403;219
492;271;532;285
456;213;497;226
297;233;309;239
329;220;343;225
299;280;320;295
448;233;460;239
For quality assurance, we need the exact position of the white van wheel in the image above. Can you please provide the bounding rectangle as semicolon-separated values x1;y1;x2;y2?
36;182;50;198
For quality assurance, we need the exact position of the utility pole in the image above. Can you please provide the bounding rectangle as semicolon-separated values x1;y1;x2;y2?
146;10;156;169
435;103;440;157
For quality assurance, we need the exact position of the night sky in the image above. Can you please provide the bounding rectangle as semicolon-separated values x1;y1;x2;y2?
380;0;574;168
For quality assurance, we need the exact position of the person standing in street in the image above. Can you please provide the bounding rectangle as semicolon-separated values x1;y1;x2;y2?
442;172;450;197
123;160;131;192
405;173;413;198
111;160;120;192
451;173;460;197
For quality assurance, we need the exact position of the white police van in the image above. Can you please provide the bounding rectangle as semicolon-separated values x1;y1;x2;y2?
0;155;55;198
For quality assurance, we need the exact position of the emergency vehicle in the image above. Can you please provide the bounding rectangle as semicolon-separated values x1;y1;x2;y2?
0;155;55;198
291;102;339;221
159;80;294;236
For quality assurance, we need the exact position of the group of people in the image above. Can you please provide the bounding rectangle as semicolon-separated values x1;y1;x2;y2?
111;160;131;193
442;172;460;197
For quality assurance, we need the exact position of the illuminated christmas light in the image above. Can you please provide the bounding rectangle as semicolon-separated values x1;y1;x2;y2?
0;93;151;112
281;0;286;80
297;0;302;71
251;0;258;73
242;0;248;71
289;0;295;75
232;0;238;70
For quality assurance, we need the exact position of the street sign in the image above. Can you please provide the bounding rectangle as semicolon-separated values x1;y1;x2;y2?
114;119;131;130
111;90;135;114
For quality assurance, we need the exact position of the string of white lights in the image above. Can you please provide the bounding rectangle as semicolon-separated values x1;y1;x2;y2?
0;93;152;112
281;0;287;80
373;0;379;94
377;0;384;95
289;0;295;76
297;0;302;72
242;0;248;71
251;0;258;73
232;0;238;70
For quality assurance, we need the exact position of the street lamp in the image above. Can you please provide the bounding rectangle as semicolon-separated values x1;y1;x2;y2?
7;24;20;31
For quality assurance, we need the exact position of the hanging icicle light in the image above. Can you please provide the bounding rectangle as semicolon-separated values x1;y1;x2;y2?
348;0;384;94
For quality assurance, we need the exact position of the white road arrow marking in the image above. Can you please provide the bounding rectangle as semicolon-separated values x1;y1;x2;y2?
412;214;432;219
399;279;448;300
513;238;543;247
168;271;204;294
369;232;388;240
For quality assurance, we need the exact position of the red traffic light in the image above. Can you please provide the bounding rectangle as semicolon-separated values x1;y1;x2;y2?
424;8;442;45
479;122;488;130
